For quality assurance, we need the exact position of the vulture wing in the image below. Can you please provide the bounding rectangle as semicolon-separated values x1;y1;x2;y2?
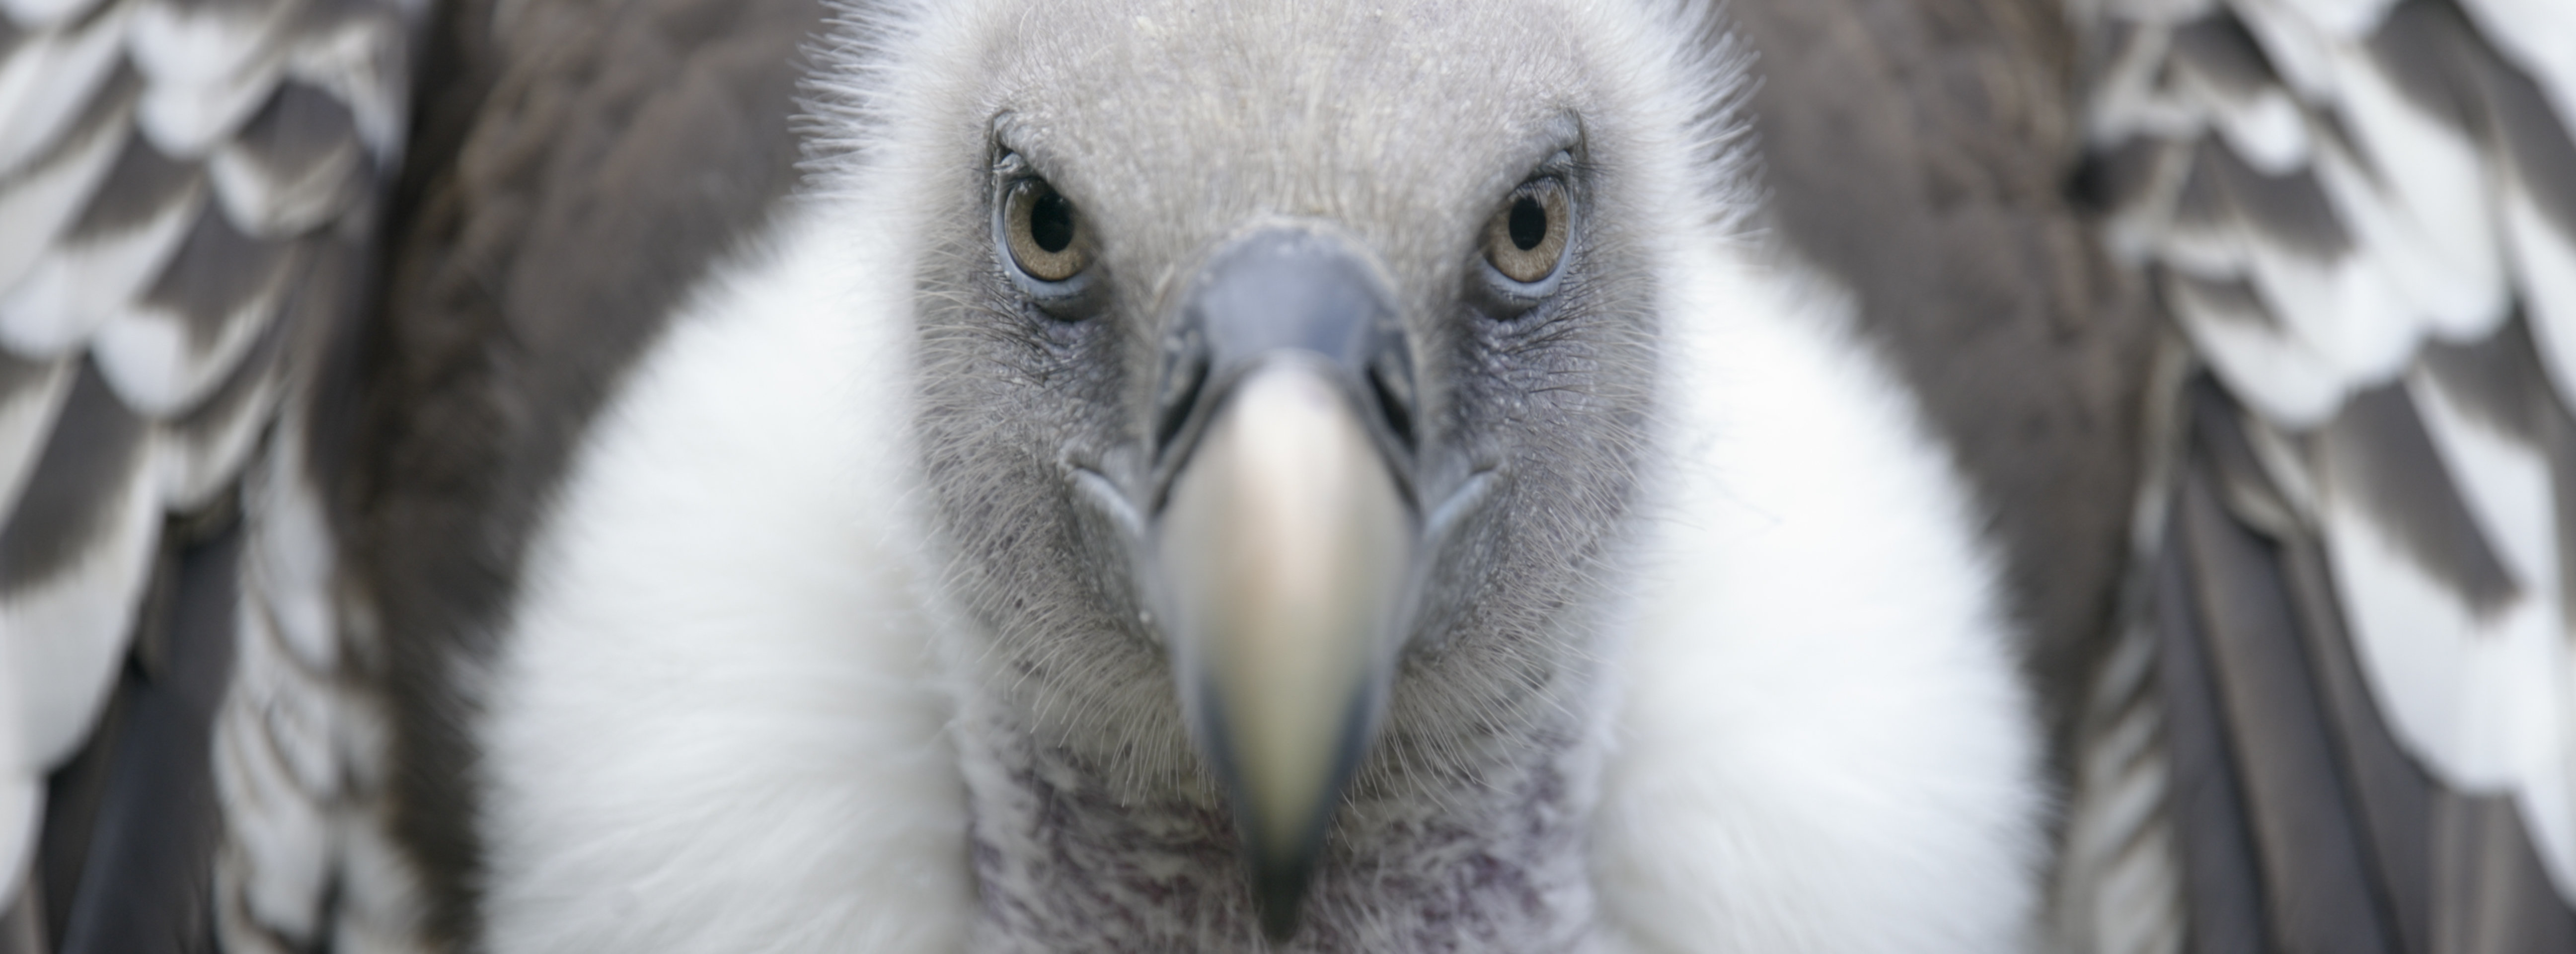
2067;0;2576;951
3;0;822;946
0;0;417;948
270;0;823;947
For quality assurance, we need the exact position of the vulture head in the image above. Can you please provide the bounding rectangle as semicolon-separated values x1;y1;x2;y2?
839;0;1739;938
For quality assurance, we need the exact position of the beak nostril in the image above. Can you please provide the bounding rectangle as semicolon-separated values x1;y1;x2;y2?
1152;225;1418;512
1368;359;1416;453
1156;334;1210;459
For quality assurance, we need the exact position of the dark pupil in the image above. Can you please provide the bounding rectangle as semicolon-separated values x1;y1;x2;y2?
1030;190;1076;254
1508;195;1548;251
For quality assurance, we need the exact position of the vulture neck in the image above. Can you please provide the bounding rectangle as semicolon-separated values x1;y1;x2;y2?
946;648;1612;951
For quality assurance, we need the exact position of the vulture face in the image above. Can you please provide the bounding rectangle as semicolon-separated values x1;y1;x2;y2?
897;0;1670;934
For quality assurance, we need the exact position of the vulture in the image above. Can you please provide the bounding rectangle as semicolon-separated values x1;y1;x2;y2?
0;0;2569;949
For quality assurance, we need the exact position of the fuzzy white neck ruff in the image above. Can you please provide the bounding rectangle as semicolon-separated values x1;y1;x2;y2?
471;0;2042;948
1589;240;2044;953
474;204;975;953
470;206;2039;954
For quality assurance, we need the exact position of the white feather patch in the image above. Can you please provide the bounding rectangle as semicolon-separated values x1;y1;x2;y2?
0;99;130;299
131;40;288;160
0;436;159;768
217;436;433;954
243;426;340;671
0;0;133;180
2244;232;2417;386
2058;624;2185;954
2317;482;2576;898
0;659;38;910
2101;145;2193;266
326;808;435;954
2154;213;2251;282
477;206;974;954
2101;0;2218;26
1590;247;2043;954
89;240;294;417
2315;44;2508;340
2499;179;2576;403
2167;271;2348;427
0;0;105;29
2407;371;2556;606
0;356;72;517
2088;26;2208;148
155;363;281;511
2263;0;2398;39
2228;0;2340;99
210;135;360;239
125;0;298;87
2458;0;2576;139
0;182;208;358
213;613;338;942
284;12;409;161
2175;58;2308;175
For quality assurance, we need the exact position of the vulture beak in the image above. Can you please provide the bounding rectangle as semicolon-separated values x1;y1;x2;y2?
1146;226;1420;940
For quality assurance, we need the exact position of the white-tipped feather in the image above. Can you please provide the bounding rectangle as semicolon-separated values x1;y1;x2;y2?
2316;45;2509;339
0;753;31;917
284;14;410;161
2407;371;2556;605
0;102;130;302
213;621;338;942
0;612;36;907
2058;623;2185;954
127;0;301;87
0;182;209;356
2182;70;2307;175
2266;0;2396;39
210;138;360;238
0;357;72;516
2500;185;2576;402
0;0;133;179
2153;218;2250;283
2227;0;2337;98
2318;495;2576;896
0;0;103;29
0;437;160;768
2101;144;2192;265
2245;238;2416;385
244;433;341;672
2102;0;2218;25
89;243;296;417
216;432;429;954
2458;0;2576;137
324;810;435;954
155;368;282;510
134;52;288;160
2087;27;2205;147
2167;276;2348;427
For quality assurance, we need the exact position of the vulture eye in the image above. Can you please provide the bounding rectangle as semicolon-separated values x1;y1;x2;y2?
1004;177;1091;282
1484;180;1569;284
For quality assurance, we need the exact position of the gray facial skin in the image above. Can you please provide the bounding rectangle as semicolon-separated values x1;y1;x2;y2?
895;2;1685;946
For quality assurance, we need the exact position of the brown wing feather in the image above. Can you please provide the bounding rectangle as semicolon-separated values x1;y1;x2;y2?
305;0;824;944
0;0;416;947
1724;0;2162;761
2072;0;2576;951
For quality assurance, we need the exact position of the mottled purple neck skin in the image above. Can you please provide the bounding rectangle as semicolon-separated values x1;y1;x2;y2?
952;694;1605;954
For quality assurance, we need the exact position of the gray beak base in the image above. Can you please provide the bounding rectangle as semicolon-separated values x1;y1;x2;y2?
1145;227;1420;941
